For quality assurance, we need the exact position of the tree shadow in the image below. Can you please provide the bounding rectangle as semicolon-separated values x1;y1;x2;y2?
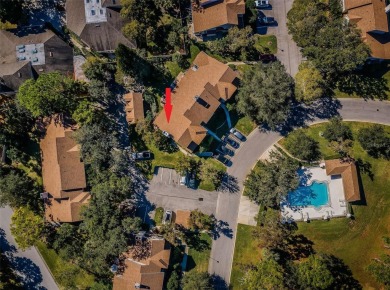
211;220;233;240
183;232;211;252
218;174;240;194
351;158;369;206
211;274;229;290
337;73;389;100
327;255;362;289
286;234;315;260
0;228;17;254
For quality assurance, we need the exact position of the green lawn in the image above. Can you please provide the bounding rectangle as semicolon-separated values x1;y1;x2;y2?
154;207;164;225
186;233;212;273
279;122;390;289
189;45;201;64
254;35;277;55
165;61;182;78
230;224;262;289
36;241;95;289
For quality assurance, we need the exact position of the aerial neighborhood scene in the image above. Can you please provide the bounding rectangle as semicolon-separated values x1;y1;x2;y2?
1;0;390;289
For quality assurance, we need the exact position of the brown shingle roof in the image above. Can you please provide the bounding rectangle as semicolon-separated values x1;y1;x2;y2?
113;238;171;290
41;120;90;222
124;92;144;124
65;0;136;52
153;52;238;151
0;26;74;92
344;0;390;59
325;159;361;202
192;0;245;33
174;210;191;228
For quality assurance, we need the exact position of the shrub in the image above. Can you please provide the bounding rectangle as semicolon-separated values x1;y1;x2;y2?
284;130;320;161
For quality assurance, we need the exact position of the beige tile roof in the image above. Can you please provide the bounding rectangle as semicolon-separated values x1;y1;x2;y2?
113;238;171;290
345;0;390;59
124;92;144;124
192;0;245;33
325;159;361;202
41;120;90;222
153;52;238;151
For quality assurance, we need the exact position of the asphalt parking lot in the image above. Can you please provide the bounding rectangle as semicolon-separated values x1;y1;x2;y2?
144;167;219;215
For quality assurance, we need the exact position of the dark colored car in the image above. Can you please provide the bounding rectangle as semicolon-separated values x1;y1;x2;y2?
188;172;196;189
218;145;234;156
214;154;232;167
258;16;276;25
259;54;277;63
225;137;240;149
131;151;151;160
230;128;246;142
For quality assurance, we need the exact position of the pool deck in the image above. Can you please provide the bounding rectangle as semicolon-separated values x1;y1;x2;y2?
281;167;348;222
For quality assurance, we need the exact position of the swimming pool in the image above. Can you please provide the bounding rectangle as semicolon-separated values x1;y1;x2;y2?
288;181;329;207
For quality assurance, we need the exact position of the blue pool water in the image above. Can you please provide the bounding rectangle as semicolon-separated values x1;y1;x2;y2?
288;181;329;207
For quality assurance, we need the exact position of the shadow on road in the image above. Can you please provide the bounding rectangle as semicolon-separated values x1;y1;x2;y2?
211;274;229;290
0;229;46;290
218;174;240;194
211;220;233;240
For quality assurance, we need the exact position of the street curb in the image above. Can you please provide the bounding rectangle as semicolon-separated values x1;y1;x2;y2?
34;245;60;290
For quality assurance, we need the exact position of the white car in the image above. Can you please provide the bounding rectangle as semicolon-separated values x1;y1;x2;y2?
255;0;270;8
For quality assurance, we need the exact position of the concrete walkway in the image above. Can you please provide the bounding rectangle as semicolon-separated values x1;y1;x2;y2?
0;206;59;290
209;99;390;288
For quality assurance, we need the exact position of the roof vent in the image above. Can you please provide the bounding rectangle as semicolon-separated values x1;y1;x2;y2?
18;72;21;78
49;52;53;57
192;64;198;71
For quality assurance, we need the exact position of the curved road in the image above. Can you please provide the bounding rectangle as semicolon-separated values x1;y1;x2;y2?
0;206;59;290
209;99;390;287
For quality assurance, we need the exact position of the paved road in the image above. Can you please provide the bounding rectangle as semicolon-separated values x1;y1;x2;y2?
208;99;390;287
261;0;303;76
0;206;59;290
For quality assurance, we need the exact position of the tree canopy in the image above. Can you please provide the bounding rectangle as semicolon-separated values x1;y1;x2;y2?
294;63;325;102
323;117;353;142
10;206;43;250
188;209;216;231
244;152;299;208
358;125;390;159
237;62;294;129
0;0;23;24
181;271;211;290
294;254;334;289
284;130;320;161
17;72;84;118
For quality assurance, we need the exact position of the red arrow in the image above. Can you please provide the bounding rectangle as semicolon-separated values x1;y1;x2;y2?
164;88;173;123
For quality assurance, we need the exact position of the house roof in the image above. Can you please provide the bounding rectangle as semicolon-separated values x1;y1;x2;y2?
344;0;390;59
192;0;245;33
0;26;74;91
41;120;90;222
174;210;191;228
154;52;238;151
325;159;361;202
113;238;170;290
124;92;144;123
66;0;136;52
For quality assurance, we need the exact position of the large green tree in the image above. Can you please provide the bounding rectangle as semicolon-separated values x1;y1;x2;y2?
237;62;294;129
323;117;353;142
188;209;215;231
294;254;334;289
181;271;211;290
358;125;390;159
81;175;142;276
244;152;299;208
10;206;43;250
284;130;320;161
241;250;285;290
17;72;84;118
294;63;325;102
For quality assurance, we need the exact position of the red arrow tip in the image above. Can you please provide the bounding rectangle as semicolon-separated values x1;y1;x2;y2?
164;103;172;123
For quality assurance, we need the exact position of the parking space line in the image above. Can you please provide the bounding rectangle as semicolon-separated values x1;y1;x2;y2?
161;168;164;182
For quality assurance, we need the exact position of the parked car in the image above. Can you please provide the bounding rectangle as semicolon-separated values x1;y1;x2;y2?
218;145;234;156
225;137;240;149
131;151;151;160
258;16;276;25
163;210;172;224
230;128;246;141
180;174;188;186
188;172;196;189
259;54;277;63
214;154;232;166
255;0;270;8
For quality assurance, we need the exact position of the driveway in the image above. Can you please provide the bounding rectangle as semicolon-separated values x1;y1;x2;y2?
0;206;59;290
259;0;303;76
208;99;390;288
143;167;218;215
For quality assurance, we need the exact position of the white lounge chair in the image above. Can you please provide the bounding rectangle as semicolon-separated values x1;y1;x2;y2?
303;212;309;222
